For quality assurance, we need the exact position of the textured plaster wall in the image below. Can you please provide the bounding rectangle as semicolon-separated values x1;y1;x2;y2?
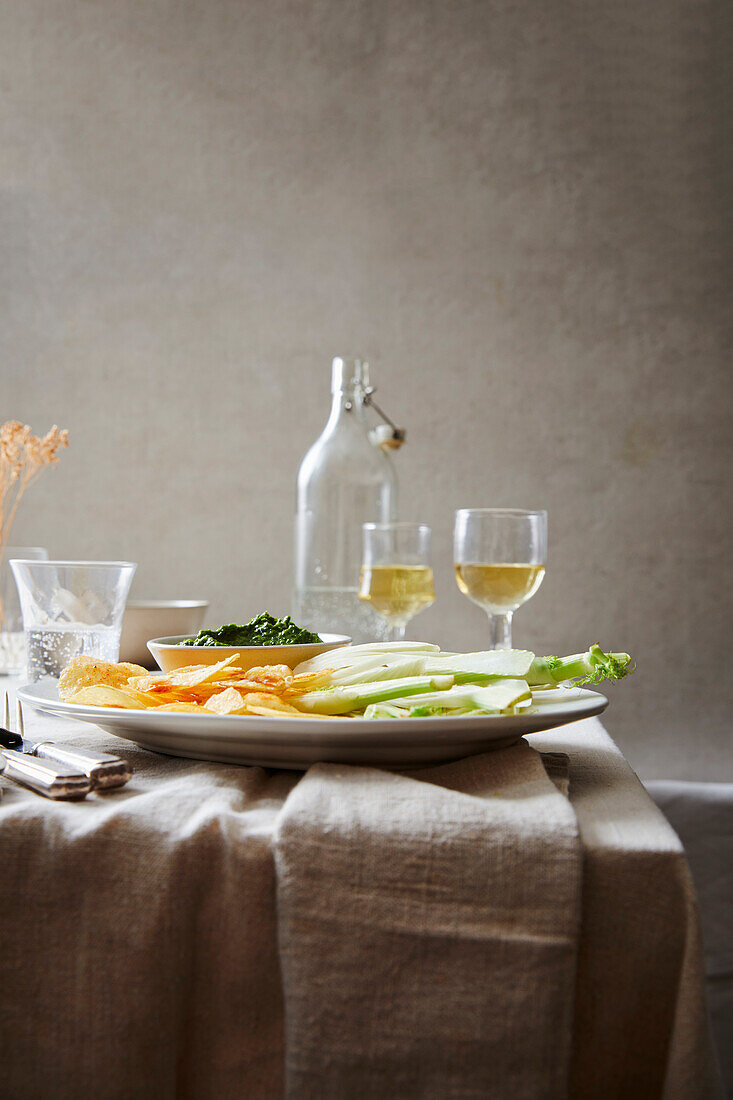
2;0;731;779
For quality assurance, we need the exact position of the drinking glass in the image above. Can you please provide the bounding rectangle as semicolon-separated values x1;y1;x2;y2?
0;546;49;673
10;560;136;681
453;509;547;649
358;523;435;641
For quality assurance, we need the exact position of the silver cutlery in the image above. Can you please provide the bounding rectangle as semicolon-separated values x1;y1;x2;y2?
1;694;132;795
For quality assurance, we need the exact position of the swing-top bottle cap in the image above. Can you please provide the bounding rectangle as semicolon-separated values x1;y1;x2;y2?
330;355;406;449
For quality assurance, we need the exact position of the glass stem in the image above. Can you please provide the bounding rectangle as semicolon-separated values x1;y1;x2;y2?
488;611;512;650
389;622;407;643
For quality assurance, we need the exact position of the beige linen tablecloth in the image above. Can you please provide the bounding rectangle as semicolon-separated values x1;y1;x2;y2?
0;690;722;1099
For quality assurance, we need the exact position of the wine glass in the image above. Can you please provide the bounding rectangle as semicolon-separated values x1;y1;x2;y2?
453;509;547;649
358;523;435;641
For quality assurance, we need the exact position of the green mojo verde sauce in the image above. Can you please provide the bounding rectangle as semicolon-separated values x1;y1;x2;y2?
181;613;321;647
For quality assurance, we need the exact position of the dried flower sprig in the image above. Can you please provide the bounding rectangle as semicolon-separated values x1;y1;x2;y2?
0;421;69;626
0;421;69;547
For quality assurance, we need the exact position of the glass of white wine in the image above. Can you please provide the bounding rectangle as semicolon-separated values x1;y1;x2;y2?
358;523;435;641
453;509;547;650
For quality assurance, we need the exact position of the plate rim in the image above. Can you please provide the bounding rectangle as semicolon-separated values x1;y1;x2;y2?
17;680;608;734
16;682;608;768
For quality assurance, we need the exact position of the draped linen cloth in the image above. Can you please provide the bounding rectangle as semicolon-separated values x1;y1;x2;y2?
530;723;723;1100
273;744;581;1099
0;693;722;1099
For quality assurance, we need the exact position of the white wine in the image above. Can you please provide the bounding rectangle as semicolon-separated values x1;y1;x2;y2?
454;563;545;612
358;565;436;623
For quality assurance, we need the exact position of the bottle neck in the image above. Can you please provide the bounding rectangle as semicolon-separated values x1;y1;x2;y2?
326;356;370;429
326;385;367;427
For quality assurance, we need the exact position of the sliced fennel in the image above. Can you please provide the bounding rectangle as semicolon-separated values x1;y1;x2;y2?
335;641;440;654
327;651;533;687
327;656;429;687
293;674;454;716
362;703;412;719
287;641;632;718
385;679;532;715
421;650;534;682
528;688;587;706
316;648;536;688
294;641;441;676
527;645;632;686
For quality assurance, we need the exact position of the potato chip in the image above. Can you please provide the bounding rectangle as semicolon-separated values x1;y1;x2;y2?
206;687;251;715
68;685;156;709
58;656;149;701
57;654;318;718
171;655;243;685
240;692;303;716
154;702;213;713
125;674;167;692
143;686;224;707
148;692;190;707
284;669;333;694
213;678;284;694
246;705;293;718
148;662;239;679
158;678;289;703
244;665;294;689
128;655;242;693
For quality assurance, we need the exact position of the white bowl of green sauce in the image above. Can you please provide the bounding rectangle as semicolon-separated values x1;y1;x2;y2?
148;632;351;674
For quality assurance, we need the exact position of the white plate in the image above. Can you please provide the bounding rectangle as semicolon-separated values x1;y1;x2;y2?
17;681;608;770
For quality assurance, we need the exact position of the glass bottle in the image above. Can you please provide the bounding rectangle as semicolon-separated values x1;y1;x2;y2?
293;357;398;642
